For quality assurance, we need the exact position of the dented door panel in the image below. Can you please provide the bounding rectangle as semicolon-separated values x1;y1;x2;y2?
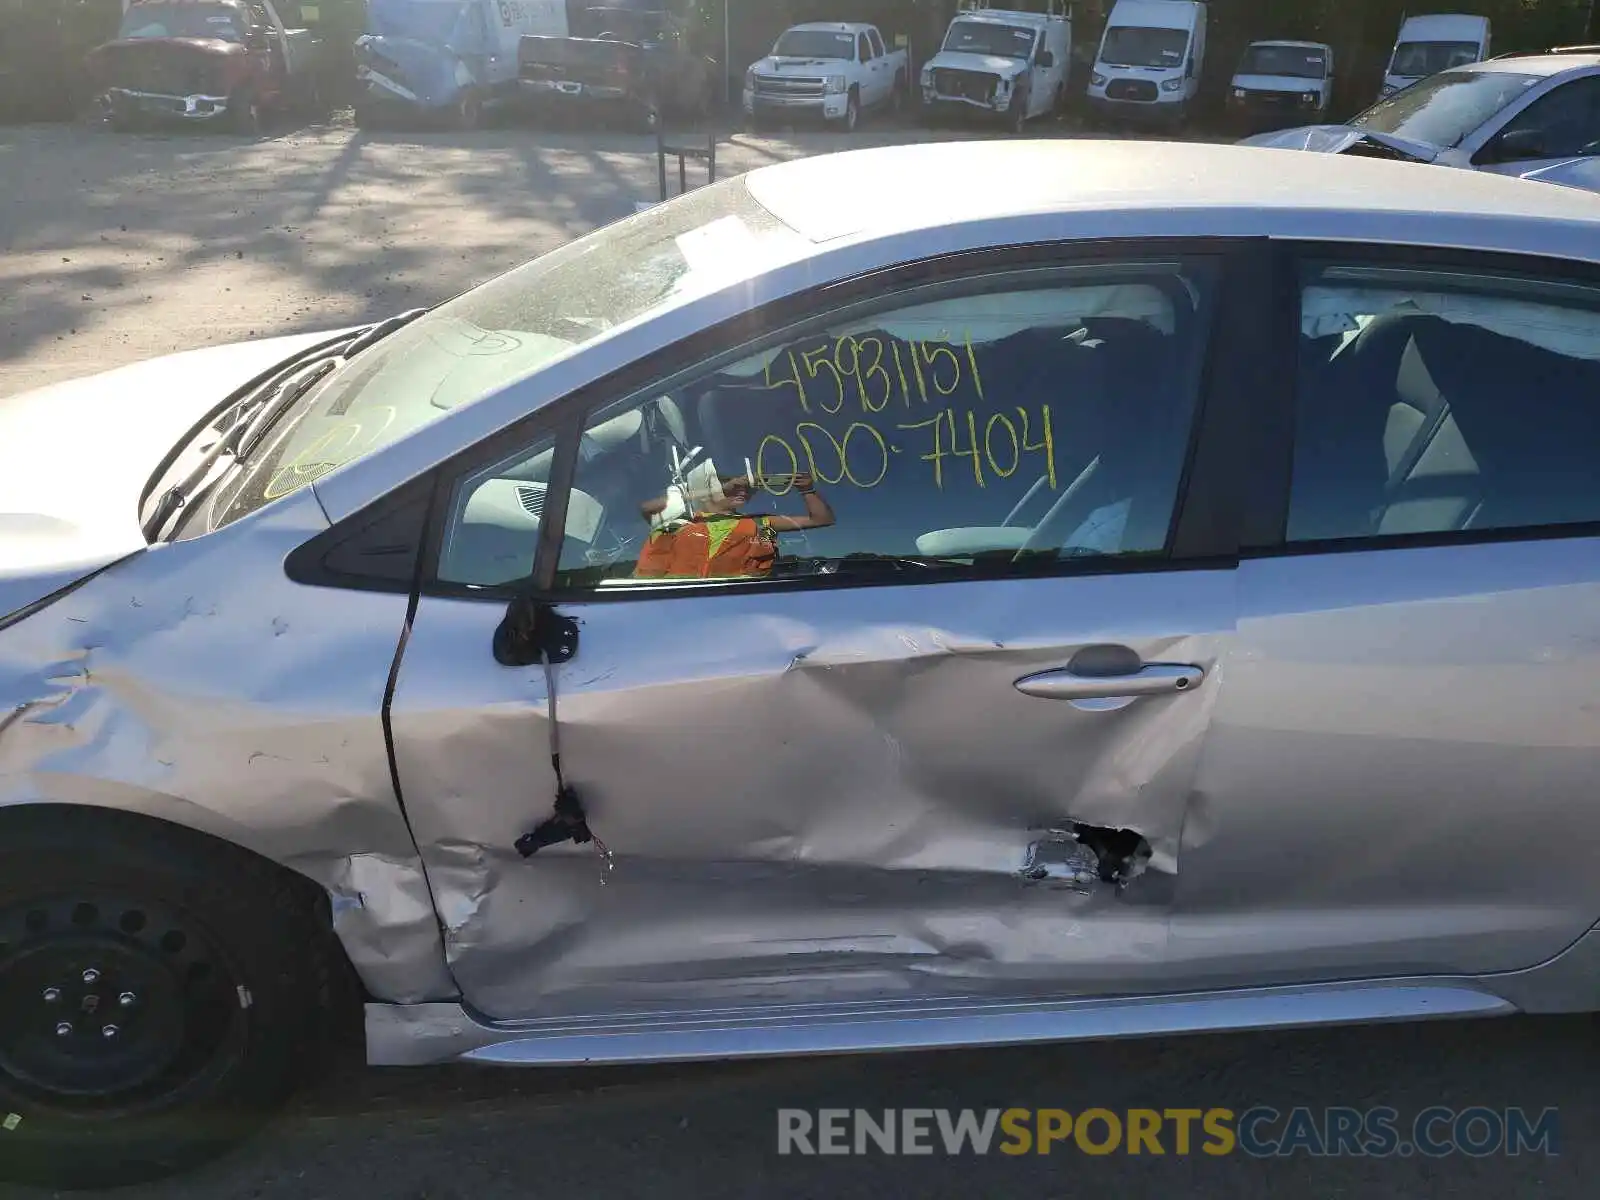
390;570;1234;1021
0;489;454;1003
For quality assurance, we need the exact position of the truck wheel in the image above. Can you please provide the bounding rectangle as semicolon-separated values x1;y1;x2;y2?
834;87;860;133
889;73;905;119
354;102;384;131
1007;92;1028;135
230;91;262;136
0;809;347;1189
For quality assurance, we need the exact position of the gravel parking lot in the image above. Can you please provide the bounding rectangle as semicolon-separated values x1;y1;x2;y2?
3;111;1595;1199
0;112;1026;399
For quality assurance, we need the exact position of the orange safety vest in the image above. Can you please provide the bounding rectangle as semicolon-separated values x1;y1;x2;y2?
634;515;779;579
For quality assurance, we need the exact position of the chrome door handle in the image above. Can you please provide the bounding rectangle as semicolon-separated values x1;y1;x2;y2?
1014;663;1204;701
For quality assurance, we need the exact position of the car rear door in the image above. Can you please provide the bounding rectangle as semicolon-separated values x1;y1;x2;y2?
386;239;1274;1023
1181;242;1600;985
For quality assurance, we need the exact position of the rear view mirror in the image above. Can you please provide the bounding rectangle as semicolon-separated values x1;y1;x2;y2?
1494;127;1548;162
1037;50;1055;68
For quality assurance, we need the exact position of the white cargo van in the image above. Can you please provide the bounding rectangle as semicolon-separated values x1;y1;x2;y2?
1087;0;1207;127
1381;13;1491;98
1227;39;1334;130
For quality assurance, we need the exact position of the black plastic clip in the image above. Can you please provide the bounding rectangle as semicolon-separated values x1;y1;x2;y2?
493;596;579;667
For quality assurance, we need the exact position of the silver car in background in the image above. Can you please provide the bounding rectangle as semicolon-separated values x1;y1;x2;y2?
4;140;1600;1187
1243;49;1600;193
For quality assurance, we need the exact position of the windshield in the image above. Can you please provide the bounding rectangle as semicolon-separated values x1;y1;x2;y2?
1238;44;1327;79
1100;26;1189;69
584;8;667;41
942;20;1037;59
118;2;244;41
366;0;473;44
1391;40;1483;78
772;29;855;59
206;178;810;529
1352;68;1540;148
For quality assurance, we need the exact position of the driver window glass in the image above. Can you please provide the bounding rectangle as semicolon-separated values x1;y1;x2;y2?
858;33;872;61
1495;77;1600;160
868;29;885;58
545;261;1217;592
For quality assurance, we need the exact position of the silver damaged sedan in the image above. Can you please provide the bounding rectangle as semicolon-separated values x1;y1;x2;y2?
5;140;1600;1187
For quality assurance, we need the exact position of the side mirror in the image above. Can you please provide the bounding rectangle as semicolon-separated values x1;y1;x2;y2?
1037;49;1055;68
1493;127;1548;162
1185;57;1195;79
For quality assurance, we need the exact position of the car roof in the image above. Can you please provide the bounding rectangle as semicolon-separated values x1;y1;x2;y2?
788;22;868;33
744;140;1600;245
1247;40;1330;51
956;11;1052;26
1472;53;1600;76
1399;13;1489;36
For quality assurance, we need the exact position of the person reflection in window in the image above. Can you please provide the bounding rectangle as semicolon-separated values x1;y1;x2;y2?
635;472;835;579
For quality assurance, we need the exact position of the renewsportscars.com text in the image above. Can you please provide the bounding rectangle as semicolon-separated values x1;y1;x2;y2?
776;1106;1559;1158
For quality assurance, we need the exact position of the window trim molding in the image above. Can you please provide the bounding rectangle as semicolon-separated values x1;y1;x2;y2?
431;237;1257;604
1270;239;1600;560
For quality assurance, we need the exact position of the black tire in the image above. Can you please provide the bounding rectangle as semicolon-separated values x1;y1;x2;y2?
0;808;348;1189
454;90;483;131
1007;91;1028;135
230;91;261;136
107;109;139;134
889;73;905;119
354;101;383;131
834;87;859;133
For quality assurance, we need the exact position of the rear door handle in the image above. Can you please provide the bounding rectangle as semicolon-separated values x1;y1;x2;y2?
1014;663;1204;701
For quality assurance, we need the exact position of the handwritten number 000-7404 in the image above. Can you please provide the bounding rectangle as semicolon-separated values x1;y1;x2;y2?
756;404;1056;495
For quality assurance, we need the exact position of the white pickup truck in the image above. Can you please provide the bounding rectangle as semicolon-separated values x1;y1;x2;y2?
743;21;907;131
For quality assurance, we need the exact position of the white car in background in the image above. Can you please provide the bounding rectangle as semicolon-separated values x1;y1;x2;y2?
1243;50;1600;194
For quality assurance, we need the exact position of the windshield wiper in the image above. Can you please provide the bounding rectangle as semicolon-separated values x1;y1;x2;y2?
139;307;431;541
141;359;337;541
340;306;429;359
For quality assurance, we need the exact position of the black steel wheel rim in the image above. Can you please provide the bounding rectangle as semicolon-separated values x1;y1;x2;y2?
0;894;245;1112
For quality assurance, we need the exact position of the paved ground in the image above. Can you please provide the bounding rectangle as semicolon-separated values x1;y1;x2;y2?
13;1015;1598;1199
0;111;1048;399
3;111;1594;1198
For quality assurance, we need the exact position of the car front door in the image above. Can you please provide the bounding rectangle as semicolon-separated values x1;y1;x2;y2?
386;241;1266;1023
1474;75;1600;178
1181;245;1600;985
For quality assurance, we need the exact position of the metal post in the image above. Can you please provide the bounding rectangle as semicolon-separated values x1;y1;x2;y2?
657;126;668;202
723;0;732;108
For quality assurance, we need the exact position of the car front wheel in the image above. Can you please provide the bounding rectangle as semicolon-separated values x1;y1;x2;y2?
0;809;347;1189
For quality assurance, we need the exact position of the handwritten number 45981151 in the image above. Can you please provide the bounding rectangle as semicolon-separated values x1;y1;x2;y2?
765;334;977;416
